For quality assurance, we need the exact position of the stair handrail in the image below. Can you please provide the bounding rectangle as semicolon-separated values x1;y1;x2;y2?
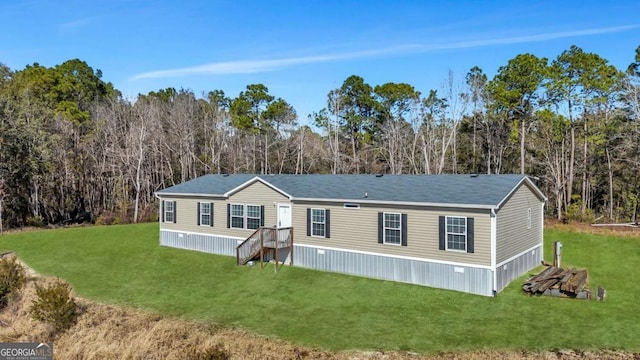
236;226;294;266
236;227;265;265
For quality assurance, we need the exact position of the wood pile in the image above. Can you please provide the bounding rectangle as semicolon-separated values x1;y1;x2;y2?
523;265;592;299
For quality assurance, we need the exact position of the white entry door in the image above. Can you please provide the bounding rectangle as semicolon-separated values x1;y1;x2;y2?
277;204;292;228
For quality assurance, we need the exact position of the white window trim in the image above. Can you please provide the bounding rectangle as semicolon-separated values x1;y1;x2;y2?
246;204;262;230
163;200;175;223
310;208;326;238
383;212;402;246
527;208;532;229
230;203;262;230
230;203;245;229
445;215;467;252
199;202;212;227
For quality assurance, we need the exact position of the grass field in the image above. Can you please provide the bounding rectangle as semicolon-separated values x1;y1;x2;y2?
0;223;638;354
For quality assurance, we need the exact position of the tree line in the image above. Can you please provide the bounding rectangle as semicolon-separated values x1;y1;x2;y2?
1;45;639;229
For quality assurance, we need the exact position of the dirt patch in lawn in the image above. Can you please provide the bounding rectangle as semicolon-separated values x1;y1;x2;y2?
0;255;637;359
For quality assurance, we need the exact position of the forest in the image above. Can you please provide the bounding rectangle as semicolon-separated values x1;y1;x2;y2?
0;44;639;229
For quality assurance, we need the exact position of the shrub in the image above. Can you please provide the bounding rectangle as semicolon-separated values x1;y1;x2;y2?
25;216;45;227
95;210;132;225
29;280;78;332
95;211;115;225
0;256;26;309
139;203;160;223
565;195;596;223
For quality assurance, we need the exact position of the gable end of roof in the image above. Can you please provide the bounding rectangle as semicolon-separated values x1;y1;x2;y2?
496;176;547;209
223;176;293;199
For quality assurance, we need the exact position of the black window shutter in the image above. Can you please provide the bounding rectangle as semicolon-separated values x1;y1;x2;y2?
210;203;214;227
325;209;331;238
260;205;265;227
401;213;408;246
172;201;177;223
306;208;311;236
226;204;231;228
438;216;445;250
467;217;475;253
197;202;201;225
378;212;383;244
161;200;165;222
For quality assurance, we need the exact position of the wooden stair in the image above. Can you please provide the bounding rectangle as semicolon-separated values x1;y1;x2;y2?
236;227;294;271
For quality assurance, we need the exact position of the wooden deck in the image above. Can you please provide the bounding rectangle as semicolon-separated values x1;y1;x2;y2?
262;240;290;249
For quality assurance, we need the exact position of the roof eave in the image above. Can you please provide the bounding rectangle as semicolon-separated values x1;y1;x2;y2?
292;197;497;210
155;192;225;198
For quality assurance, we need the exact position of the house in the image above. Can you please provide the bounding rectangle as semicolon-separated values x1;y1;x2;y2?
155;174;546;296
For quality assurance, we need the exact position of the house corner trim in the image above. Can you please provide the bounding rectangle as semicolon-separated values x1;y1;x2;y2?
490;208;497;295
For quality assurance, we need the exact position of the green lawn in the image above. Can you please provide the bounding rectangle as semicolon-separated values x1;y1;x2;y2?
1;224;638;353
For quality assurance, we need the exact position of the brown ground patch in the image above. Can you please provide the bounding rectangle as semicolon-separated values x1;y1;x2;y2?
0;254;638;359
545;220;640;238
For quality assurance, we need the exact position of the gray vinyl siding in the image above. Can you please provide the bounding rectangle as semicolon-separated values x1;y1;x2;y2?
160;230;241;256
496;183;544;264
495;245;542;292
292;201;492;267
293;245;493;296
159;230;493;296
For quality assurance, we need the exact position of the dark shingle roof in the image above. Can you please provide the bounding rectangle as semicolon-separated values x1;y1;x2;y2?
156;174;543;209
156;174;255;196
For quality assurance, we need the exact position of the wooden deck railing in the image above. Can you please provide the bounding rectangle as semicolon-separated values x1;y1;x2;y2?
236;227;270;266
236;227;293;268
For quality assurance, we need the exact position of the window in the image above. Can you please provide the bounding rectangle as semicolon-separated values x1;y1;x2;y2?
439;216;474;253
163;200;175;223
199;202;212;226
377;212;407;246
446;216;467;251
230;204;244;229
527;208;532;229
306;208;330;238
228;204;263;230
384;212;402;245
311;209;326;237
246;205;261;230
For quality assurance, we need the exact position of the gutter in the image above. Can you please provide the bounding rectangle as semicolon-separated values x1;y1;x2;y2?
155;192;225;198
292;197;499;210
154;193;498;210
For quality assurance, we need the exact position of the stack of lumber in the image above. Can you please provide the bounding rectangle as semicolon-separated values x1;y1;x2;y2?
523;266;591;299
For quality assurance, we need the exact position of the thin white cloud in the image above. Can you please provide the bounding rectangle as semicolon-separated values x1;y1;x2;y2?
130;45;420;80
431;24;640;50
59;18;92;33
130;24;639;80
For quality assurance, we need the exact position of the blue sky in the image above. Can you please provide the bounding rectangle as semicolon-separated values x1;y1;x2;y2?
1;0;639;123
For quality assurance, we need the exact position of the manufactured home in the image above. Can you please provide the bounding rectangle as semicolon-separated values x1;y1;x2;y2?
156;174;546;296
